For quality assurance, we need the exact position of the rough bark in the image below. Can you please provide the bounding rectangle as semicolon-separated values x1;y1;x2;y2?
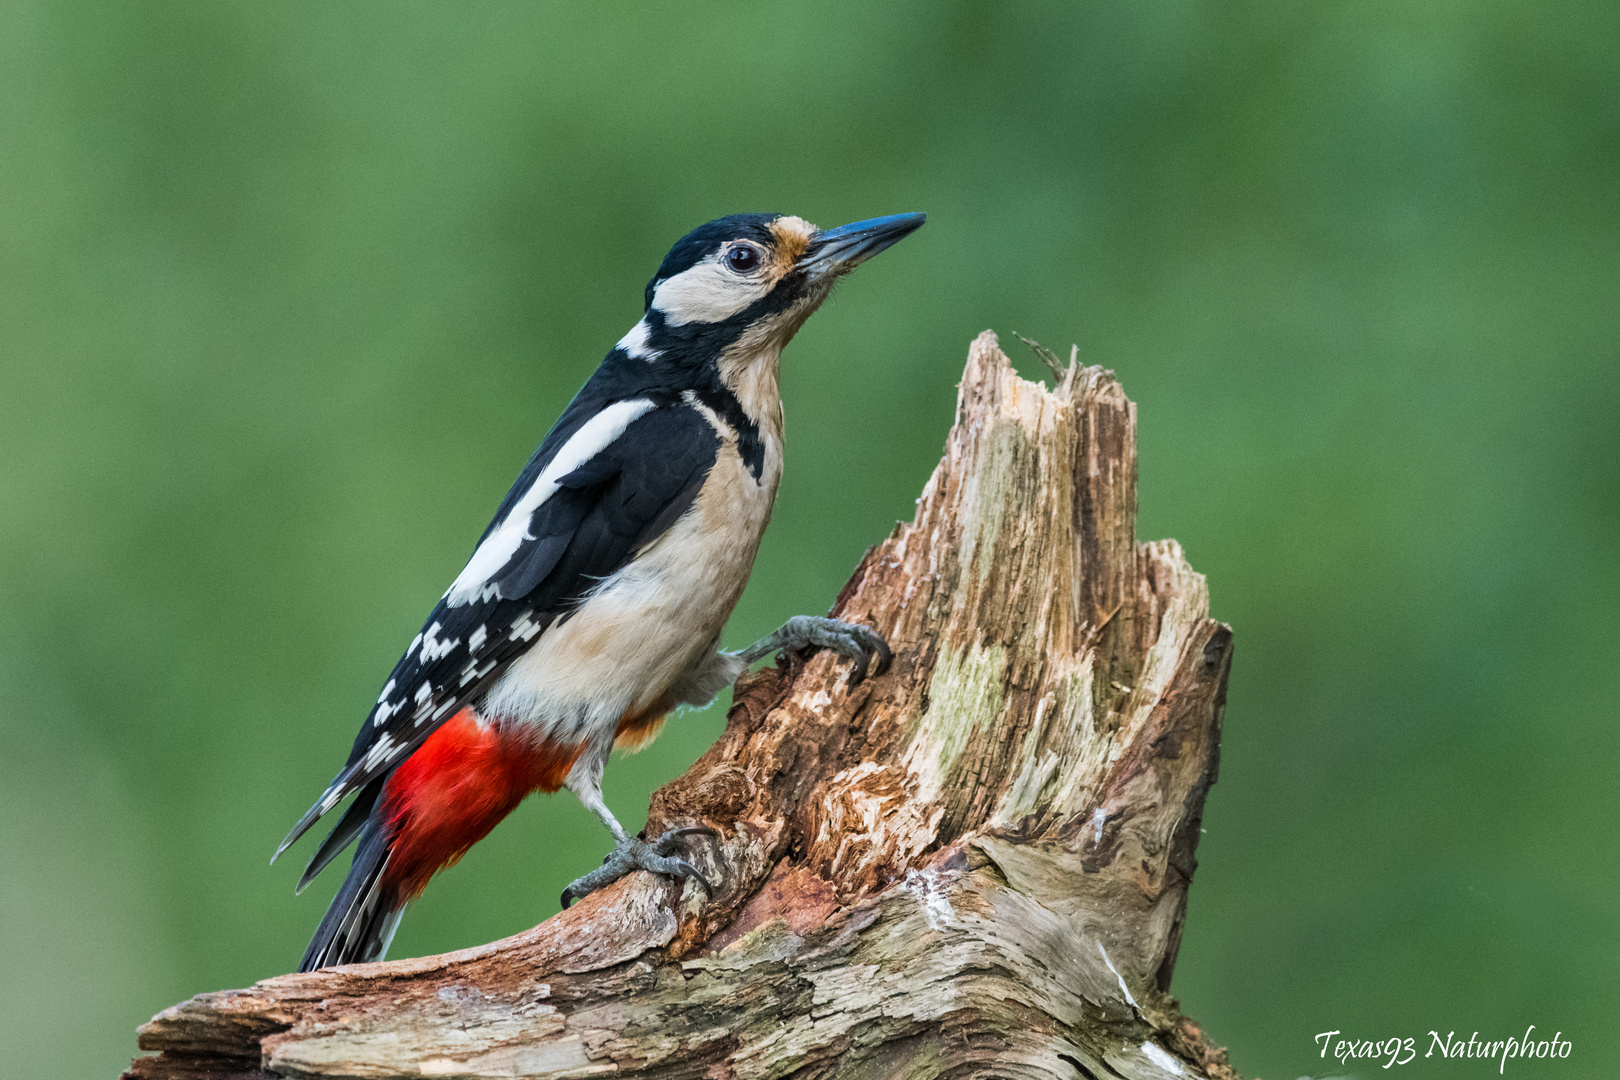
127;332;1239;1080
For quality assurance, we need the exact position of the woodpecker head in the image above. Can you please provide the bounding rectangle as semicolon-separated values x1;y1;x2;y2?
615;212;926;384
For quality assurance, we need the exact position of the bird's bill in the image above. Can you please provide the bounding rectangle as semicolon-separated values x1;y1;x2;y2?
798;212;926;276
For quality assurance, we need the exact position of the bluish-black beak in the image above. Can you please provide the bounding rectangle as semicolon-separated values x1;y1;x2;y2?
799;212;926;276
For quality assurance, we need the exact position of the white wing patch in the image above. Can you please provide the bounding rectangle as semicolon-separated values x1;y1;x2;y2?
508;610;543;642
372;679;399;726
419;621;459;662
361;732;396;773
442;398;657;607
651;255;766;326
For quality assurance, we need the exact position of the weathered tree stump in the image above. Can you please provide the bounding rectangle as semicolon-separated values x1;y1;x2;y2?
127;332;1239;1080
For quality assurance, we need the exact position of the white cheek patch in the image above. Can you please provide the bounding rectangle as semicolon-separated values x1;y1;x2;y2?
442;398;657;607
652;255;766;326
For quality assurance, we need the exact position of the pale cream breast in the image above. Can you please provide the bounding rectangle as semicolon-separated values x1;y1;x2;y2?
479;424;782;747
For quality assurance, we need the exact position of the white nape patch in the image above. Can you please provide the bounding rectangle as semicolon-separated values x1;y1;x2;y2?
615;319;658;360
652;254;766;326
1096;943;1139;1009
419;622;459;663
1140;1041;1187;1076
443;399;657;607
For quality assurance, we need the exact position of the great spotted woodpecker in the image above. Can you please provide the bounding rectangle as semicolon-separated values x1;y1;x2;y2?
274;211;925;971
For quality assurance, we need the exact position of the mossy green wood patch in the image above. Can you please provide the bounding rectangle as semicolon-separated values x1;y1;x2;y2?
909;643;1008;794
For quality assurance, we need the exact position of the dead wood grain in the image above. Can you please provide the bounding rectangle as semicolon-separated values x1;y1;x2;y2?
127;332;1240;1080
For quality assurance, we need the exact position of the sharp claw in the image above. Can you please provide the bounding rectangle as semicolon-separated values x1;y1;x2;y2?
671;859;714;895
826;622;888;685
659;826;725;868
848;646;871;686
560;888;576;910
871;636;893;677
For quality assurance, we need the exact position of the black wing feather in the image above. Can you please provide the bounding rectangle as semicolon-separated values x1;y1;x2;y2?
275;403;721;864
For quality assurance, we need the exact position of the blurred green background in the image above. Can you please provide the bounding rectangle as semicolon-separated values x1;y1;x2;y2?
3;2;1616;1077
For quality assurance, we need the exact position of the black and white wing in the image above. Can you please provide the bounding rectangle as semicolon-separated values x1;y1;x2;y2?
275;399;720;862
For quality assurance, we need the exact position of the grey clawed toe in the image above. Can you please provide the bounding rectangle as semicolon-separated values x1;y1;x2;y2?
739;615;892;685
560;826;722;909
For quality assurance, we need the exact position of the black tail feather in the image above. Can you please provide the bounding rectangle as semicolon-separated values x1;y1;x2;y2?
298;821;403;972
297;777;384;895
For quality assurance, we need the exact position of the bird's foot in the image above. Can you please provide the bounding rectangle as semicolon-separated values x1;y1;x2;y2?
560;826;719;909
738;615;892;685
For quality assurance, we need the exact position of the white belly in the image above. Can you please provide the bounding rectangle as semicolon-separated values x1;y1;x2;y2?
478;437;780;746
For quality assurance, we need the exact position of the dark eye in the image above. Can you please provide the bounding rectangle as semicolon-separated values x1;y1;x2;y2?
725;244;761;273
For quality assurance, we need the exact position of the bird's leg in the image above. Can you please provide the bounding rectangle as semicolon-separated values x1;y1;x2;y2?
556;613;888;910
560;757;718;909
738;614;892;684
